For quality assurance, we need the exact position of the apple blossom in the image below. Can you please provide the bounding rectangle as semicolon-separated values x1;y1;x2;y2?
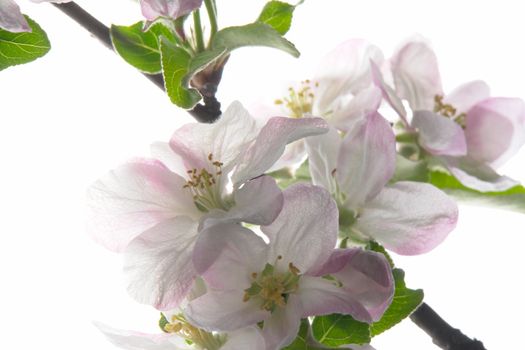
306;111;458;255
87;101;328;310
185;184;394;350
140;0;203;22
0;0;70;32
373;39;525;192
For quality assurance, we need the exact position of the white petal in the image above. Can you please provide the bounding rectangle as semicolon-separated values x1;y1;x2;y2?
124;216;199;310
370;60;408;123
232;116;328;186
336;112;396;209
262;295;303;350
222;327;266;350
356;182;458;255
0;0;30;32
170;101;259;175
185;290;269;332
412;111;467;156
94;322;190;350
305;126;342;194
87;159;199;252
444;80;491;114
150;141;187;177
261;184;338;274
390;39;443;110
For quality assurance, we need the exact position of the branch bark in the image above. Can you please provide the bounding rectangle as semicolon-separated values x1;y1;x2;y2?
52;2;221;123
411;303;487;350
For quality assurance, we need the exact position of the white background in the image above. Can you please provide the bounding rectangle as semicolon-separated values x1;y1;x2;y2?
1;0;525;349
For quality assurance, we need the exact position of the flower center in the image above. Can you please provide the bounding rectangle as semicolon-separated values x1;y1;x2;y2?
184;153;232;212
274;80;316;118
243;256;301;313
162;314;225;350
434;95;466;128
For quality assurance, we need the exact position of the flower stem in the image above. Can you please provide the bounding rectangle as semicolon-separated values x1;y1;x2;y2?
411;303;487;350
192;10;206;52
204;0;218;40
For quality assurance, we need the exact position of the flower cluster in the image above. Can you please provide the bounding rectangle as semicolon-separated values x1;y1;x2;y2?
88;37;524;350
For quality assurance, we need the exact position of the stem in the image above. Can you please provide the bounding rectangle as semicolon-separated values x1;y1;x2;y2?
204;0;218;40
411;303;487;350
192;10;205;52
51;2;221;123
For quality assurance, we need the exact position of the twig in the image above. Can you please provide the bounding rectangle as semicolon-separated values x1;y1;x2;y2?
410;303;487;350
52;2;221;123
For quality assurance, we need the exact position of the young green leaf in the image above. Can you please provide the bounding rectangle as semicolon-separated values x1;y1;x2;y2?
111;22;175;74
0;16;50;71
370;268;424;336
311;314;371;347
160;37;201;108
211;22;300;58
429;170;525;214
257;1;296;35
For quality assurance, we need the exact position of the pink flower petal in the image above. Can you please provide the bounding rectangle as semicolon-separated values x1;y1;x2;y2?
444;80;491;114
412;111;467;156
314;39;384;114
356;182;458;255
261;184;338;274
336;112;396;209
94;322;190;350
329;85;383;132
124;216;199;310
140;0;203;21
185;290;269;332
0;0;30;32
261;295;303;350
87;159;199;252
305;126;342;194
391;39;443;110
465;97;525;168
170;101;259;175
443;156;519;192
370;60;408;124
232;116;328;186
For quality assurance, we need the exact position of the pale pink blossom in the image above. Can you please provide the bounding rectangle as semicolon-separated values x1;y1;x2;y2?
87;101;328;310
140;0;203;22
374;39;525;192
185;184;394;350
306;111;458;255
0;0;71;32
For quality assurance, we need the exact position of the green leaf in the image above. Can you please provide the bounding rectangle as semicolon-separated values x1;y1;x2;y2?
392;155;429;182
429;170;525;214
211;22;300;58
312;314;371;347
0;16;50;71
111;22;175;74
158;313;169;332
160;37;201;109
370;269;424;336
282;319;311;350
257;1;296;35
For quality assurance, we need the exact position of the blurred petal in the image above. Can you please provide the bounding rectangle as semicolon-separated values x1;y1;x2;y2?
170;101;259;174
185;290;269;332
444;80;490;114
305;126;341;194
94;322;190;350
314;39;384;114
140;0;203;21
391;39;443;110
0;0;30;32
232;116;328;185
443;156;519;192
329;85;383;132
261;184;338;274
222;327;265;350
262;295;303;350
200;175;284;230
412;111;467;156
465;97;525;168
124;216;199;310
336;112;396;209
87;159;199;252
356;182;458;255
